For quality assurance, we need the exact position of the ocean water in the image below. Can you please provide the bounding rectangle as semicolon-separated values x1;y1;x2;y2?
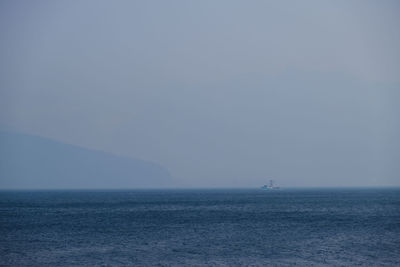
0;188;399;266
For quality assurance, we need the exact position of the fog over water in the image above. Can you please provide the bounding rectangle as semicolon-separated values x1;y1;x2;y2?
0;0;399;188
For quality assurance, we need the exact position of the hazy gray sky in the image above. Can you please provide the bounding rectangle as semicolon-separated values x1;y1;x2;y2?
1;0;399;187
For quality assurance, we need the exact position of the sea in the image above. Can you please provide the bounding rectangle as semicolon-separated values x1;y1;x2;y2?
0;188;399;266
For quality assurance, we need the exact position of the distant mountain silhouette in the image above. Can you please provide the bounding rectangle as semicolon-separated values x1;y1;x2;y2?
0;132;173;189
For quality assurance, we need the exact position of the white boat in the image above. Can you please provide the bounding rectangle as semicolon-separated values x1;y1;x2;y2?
261;180;279;190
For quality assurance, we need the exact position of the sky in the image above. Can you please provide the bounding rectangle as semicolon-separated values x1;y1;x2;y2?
0;0;399;187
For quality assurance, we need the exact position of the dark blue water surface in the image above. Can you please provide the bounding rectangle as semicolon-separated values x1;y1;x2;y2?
0;188;399;266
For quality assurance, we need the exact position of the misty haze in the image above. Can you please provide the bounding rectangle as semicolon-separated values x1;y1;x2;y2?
0;1;399;266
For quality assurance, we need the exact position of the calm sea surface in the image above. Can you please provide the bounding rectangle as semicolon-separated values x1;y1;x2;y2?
0;188;399;266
